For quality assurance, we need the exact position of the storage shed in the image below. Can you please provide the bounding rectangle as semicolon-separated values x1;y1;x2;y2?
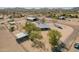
15;32;28;44
58;16;65;20
35;22;50;30
27;16;38;21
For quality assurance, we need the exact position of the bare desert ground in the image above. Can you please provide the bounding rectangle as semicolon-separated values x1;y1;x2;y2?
0;17;78;52
18;22;74;52
0;24;24;52
69;35;79;52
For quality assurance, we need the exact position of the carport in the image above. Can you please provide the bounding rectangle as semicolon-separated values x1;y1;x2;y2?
27;16;38;21
15;32;28;44
35;22;50;30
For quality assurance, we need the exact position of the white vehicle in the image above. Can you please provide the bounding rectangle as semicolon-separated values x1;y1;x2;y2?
54;23;63;29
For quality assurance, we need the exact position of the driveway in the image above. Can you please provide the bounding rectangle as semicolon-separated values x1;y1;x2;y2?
57;20;79;52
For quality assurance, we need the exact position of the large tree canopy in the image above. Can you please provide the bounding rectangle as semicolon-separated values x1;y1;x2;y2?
24;22;42;41
24;22;40;33
48;30;61;47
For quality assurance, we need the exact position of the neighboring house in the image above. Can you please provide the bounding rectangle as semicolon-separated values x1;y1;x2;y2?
35;22;50;30
58;16;65;20
7;18;14;22
0;15;3;19
7;18;16;31
15;32;28;44
27;16;38;21
8;22;15;25
7;18;15;25
7;15;13;19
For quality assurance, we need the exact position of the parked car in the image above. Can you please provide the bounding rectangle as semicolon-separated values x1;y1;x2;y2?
74;43;79;49
54;23;63;29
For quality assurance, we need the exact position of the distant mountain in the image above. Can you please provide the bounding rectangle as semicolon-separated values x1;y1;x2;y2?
0;7;78;14
71;7;79;11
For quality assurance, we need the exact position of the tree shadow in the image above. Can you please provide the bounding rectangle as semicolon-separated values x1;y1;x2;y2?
51;47;62;52
51;43;66;52
31;40;46;51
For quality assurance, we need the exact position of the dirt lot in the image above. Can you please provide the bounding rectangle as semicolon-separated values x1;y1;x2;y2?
58;18;79;26
47;23;74;43
0;17;75;52
69;35;79;52
19;22;74;52
0;24;24;52
57;18;79;51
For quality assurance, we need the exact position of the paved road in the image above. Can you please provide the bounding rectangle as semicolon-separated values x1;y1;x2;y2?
57;20;79;52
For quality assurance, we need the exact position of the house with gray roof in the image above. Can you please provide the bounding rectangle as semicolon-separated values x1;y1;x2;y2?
35;22;50;30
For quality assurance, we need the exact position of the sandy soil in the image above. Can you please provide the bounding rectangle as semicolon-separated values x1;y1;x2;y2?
0;17;75;52
47;23;74;43
58;18;79;26
19;22;74;52
69;28;79;52
0;24;24;52
20;31;51;52
69;36;79;52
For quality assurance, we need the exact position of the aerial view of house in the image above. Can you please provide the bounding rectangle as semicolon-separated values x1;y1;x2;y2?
0;7;79;52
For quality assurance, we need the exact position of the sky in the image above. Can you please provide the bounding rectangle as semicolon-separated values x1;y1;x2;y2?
0;7;73;9
0;0;79;7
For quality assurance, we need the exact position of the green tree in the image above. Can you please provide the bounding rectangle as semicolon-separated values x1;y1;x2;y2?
52;14;58;19
24;22;43;48
29;31;42;41
24;22;42;41
74;15;78;18
48;30;61;47
24;22;40;33
41;18;46;23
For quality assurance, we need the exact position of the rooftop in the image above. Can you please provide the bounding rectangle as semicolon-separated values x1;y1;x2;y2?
27;16;37;20
35;22;49;29
59;16;65;19
16;32;28;39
